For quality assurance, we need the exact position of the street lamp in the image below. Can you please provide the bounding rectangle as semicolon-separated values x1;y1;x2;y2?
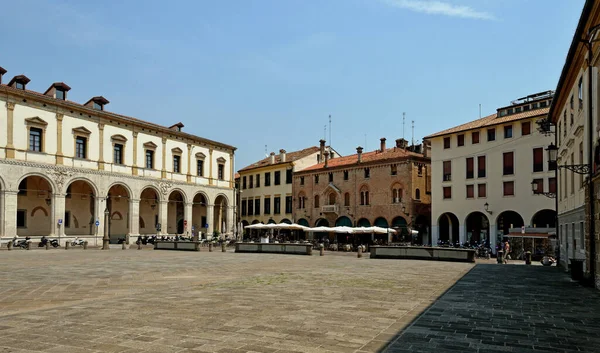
546;143;590;174
484;202;492;215
531;180;556;199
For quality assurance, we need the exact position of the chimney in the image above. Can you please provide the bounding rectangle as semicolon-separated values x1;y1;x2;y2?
324;151;329;168
168;122;184;132
84;96;110;111
43;82;71;100
279;149;287;163
269;152;275;164
0;67;6;85
380;138;386;152
395;138;408;149
8;75;30;90
319;139;326;161
356;146;363;163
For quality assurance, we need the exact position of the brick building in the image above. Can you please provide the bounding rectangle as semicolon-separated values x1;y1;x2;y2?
293;138;431;243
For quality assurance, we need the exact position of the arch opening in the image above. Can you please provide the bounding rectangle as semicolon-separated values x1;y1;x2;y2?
65;180;96;236
107;184;130;243
17;175;53;237
438;212;459;245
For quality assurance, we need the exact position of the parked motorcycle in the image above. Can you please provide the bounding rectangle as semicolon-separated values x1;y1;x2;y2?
39;236;61;248
12;236;31;249
71;237;86;247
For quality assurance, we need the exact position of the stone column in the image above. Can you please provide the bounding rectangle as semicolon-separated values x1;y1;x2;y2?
459;223;466;246
489;222;497;254
56;113;64;164
132;131;139;176
184;202;193;236
98;123;105;170
227;202;234;236
159;200;168;235
5;102;15;158
229;152;234;188
209;149;214;185
431;224;439;247
129;198;140;240
161;137;167;179
52;193;66;240
186;144;192;183
95;196;106;245
3;191;18;238
206;204;214;236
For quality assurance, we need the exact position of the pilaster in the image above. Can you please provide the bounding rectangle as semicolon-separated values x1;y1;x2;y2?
56;113;64;164
161;136;167;179
98;123;105;170
51;193;66;239
186;144;192;183
132;131;139;176
209;148;214;185
184;202;193;236
95;196;106;243
5;102;15;158
459;224;466;245
206;204;214;235
159;200;168;235
3;191;18;238
431;225;439;247
129;198;140;237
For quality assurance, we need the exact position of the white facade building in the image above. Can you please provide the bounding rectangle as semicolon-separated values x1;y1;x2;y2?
425;92;556;249
0;69;236;244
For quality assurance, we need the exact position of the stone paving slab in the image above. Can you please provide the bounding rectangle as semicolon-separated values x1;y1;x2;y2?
0;249;472;352
383;264;600;353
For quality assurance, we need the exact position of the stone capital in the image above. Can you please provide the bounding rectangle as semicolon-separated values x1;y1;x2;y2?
6;102;15;110
98;123;105;130
162;136;167;144
56;113;64;121
133;131;139;138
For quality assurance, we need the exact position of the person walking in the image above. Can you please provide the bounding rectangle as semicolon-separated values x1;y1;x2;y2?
503;241;511;264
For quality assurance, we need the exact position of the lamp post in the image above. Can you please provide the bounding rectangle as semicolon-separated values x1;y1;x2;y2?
102;207;110;250
531;180;556;199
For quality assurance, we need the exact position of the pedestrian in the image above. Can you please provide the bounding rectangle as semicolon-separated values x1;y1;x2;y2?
503;241;511;264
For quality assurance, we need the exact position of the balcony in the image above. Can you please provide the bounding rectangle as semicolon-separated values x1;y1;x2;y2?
322;205;339;213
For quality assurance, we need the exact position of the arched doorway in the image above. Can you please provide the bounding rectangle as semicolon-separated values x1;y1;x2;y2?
214;195;228;235
374;217;389;228
192;193;208;237
168;190;185;235
315;218;329;227
357;218;370;227
328;192;336;205
496;210;524;237
140;187;159;235
65;180;96;236
281;218;292;224
438;212;459;244
17;175;53;236
107;184;130;243
297;218;310;227
335;216;352;227
267;218;276;224
465;212;490;245
392;216;409;242
251;219;261;224
414;215;429;245
315;218;329;242
531;209;556;228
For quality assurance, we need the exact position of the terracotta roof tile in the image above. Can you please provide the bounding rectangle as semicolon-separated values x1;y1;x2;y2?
300;147;424;172
424;107;549;139
238;146;320;173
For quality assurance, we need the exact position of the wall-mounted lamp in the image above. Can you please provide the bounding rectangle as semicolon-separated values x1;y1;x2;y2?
484;202;492;215
45;197;52;206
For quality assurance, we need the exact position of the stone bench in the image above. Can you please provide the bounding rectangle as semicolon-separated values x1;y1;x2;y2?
154;241;201;251
370;246;475;263
235;243;313;255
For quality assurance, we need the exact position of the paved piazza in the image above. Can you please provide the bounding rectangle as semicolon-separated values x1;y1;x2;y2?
0;248;472;353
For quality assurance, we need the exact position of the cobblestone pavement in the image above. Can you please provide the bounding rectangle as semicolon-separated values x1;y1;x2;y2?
384;264;600;353
0;248;473;353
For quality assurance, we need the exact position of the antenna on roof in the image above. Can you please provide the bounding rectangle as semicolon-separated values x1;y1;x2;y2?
324;125;326;141
411;120;415;147
264;145;268;157
364;133;367;151
402;112;406;140
329;114;332;150
479;104;482;119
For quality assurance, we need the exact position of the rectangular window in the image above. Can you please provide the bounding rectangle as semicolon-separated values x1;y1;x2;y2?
580;222;585;250
249;175;254;189
466;157;474;179
443;137;451;149
466;185;474;199
274;171;281;185
522;121;531;136
549;177;557;194
477;156;486;178
364;168;370;178
264;197;271;215
17;209;26;228
29;128;42;152
443;160;451;181
56;89;65;100
241;200;247;216
145;150;154;169
248;199;254;216
533;148;543;172
315;175;319;184
75;136;87;158
579;77;584;103
457;134;465;147
571;153;575;194
286;169;292;184
300;176;304;186
571;114;574;126
274;197;281;214
504;125;513;139
503;181;514;196
328;173;333;182
472;131;480;144
503;152;514;175
443;186;452;199
113;144;123;165
64;211;71;228
391;165;397;176
218;164;224;180
285;196;292;214
197;160;204;176
343;171;349;180
256;174;260;188
242;176;247;189
16;82;24;90
265;172;271;186
487;128;496;141
173;155;181;173
533;178;543;193
254;198;260;216
478;184;486;198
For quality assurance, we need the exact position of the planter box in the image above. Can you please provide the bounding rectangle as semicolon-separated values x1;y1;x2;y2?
154;241;201;251
235;243;312;255
370;246;475;263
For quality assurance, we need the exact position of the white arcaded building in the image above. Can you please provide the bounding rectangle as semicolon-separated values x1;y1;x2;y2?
0;67;236;244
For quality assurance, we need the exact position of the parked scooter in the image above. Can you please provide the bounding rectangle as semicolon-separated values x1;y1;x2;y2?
39;236;60;248
71;237;86;247
12;236;31;249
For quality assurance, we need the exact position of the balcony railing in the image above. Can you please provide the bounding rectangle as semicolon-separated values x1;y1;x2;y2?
322;205;338;213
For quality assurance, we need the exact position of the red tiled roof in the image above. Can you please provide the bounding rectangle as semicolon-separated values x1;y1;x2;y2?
424;107;549;139
0;83;236;150
238;146;320;173
300;147;425;173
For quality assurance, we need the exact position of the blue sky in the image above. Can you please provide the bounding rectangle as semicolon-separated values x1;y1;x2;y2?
0;0;584;169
